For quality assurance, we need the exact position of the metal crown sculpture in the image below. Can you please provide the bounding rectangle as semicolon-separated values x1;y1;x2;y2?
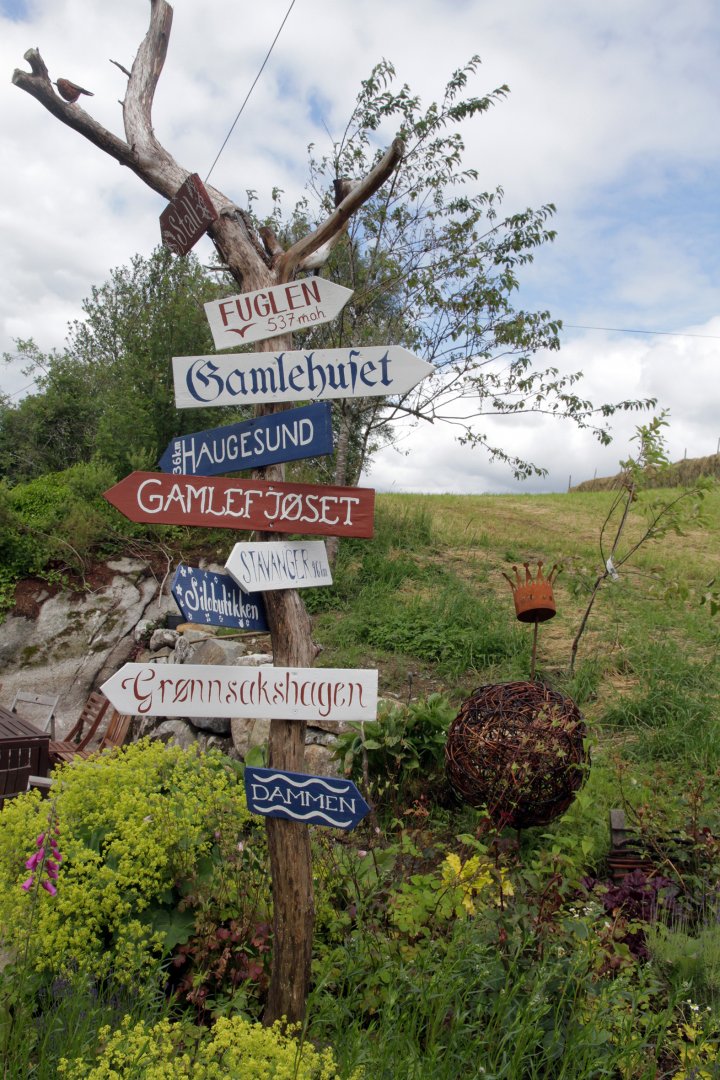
502;561;559;623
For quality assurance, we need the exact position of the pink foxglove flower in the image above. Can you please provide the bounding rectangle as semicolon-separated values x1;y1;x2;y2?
22;807;61;897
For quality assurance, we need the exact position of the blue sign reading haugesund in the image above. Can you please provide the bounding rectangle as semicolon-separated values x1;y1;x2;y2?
158;401;333;477
171;564;268;631
244;766;371;831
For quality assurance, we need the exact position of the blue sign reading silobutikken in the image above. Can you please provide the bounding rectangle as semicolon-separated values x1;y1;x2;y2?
244;766;371;831
158;401;333;477
171;564;268;631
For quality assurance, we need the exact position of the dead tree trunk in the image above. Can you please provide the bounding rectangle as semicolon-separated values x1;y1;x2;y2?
12;0;402;1025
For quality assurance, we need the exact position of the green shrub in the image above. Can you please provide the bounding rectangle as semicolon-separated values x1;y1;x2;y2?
0;741;254;986
334;693;455;809
57;1014;352;1079
0;462;119;580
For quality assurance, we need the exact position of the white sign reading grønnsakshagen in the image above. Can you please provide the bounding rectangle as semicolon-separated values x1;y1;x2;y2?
101;663;378;721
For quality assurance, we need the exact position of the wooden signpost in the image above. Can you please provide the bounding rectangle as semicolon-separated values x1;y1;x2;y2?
159;173;219;256
101;663;378;721
103;471;375;538
244;766;371;830
225;540;332;592
11;3;409;1022
204;279;353;349
171;564;269;630
158;401;333;476
173;346;434;409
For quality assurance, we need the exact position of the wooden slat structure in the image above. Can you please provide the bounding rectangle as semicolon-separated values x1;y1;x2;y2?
49;691;131;767
0;705;50;806
11;690;59;739
607;809;654;881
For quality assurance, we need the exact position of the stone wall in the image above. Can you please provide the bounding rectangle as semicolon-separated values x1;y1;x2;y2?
131;623;347;775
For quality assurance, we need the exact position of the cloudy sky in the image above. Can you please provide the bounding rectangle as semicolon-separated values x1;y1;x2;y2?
1;0;718;494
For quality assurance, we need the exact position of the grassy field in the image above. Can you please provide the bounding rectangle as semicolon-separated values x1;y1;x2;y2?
311;486;718;720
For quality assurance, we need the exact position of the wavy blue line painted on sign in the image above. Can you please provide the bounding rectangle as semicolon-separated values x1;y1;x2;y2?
244;766;371;831
171;564;268;631
158;401;333;476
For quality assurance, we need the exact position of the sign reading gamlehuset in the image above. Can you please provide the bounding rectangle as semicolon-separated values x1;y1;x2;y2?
101;663;378;720
158;402;333;477
171;564;269;630
104;472;374;538
173;346;433;409
204;279;353;349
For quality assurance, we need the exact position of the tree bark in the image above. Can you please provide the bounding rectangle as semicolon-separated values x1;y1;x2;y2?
12;1;402;1023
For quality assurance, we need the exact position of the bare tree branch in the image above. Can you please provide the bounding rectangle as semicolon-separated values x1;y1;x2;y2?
277;137;404;281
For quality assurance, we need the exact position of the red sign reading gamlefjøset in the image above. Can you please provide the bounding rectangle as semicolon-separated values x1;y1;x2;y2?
104;471;374;538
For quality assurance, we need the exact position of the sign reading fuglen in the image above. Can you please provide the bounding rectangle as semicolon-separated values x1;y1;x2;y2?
101;663;379;721
159;174;219;256
104;472;374;538
204;279;352;349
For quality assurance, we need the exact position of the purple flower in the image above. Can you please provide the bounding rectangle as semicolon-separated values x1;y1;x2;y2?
25;851;43;871
21;806;62;897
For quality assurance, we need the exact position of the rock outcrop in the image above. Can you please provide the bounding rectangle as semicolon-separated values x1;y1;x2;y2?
0;559;346;775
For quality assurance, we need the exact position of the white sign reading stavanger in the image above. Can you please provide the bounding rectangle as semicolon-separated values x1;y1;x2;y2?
225;540;332;593
101;663;378;721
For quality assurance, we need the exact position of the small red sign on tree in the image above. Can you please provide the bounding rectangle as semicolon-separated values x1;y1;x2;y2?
159;173;218;255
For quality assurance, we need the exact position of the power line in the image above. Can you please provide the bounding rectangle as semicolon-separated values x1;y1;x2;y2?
564;323;720;341
205;0;298;185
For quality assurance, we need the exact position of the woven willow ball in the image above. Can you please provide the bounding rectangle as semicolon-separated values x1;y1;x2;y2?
445;681;589;829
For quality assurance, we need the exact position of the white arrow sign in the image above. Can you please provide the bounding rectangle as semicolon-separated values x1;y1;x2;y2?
101;663;378;721
173;346;433;409
225;540;332;593
204;279;353;350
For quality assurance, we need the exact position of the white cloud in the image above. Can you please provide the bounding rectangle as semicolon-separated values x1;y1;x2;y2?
1;0;718;490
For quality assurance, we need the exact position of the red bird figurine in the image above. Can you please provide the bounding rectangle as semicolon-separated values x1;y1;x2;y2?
54;78;94;103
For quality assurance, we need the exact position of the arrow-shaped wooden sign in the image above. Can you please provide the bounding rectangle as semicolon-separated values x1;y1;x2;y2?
101;663;378;721
244;766;371;830
173;346;433;409
225;540;332;592
160;173;218;256
171;564;269;630
158;402;333;477
104;472;374;538
204;279;353;350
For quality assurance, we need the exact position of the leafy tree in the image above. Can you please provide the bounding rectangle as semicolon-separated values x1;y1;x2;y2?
259;58;653;489
568;412;712;674
0;248;238;483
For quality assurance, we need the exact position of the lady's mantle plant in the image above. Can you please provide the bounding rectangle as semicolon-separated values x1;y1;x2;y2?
0;740;253;986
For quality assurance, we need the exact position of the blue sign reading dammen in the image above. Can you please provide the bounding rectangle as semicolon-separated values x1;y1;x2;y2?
244;766;371;831
158;401;333;477
171;564;268;631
